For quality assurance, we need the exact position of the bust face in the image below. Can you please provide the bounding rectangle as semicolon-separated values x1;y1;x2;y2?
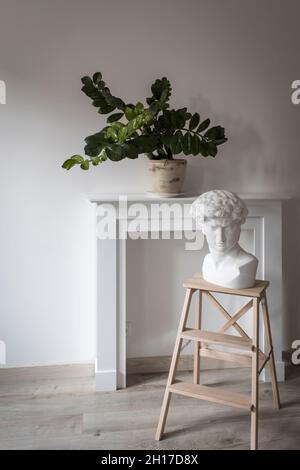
203;218;241;255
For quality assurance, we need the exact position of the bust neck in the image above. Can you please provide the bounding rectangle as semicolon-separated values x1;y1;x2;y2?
210;244;242;268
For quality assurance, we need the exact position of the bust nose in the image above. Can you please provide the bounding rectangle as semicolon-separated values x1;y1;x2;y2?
216;227;226;243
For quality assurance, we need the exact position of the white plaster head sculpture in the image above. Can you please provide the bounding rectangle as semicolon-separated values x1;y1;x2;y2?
190;190;258;289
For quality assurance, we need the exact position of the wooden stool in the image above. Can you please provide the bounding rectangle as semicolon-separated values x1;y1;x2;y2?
155;273;281;450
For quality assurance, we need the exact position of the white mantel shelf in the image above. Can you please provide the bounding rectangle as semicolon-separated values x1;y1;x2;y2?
89;193;286;391
89;192;291;203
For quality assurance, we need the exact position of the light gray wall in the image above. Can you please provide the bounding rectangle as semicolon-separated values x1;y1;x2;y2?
0;0;299;365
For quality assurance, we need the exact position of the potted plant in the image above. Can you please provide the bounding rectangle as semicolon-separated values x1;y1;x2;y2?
62;73;227;195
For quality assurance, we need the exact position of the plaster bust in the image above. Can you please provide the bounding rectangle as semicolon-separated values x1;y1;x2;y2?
190;190;258;289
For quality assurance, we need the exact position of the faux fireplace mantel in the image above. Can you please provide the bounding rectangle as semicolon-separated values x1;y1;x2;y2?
88;193;287;391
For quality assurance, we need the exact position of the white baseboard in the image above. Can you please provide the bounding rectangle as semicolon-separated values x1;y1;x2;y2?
0;361;95;380
0;356;287;385
127;356;287;383
95;369;117;391
126;354;246;375
261;360;285;382
0;340;5;365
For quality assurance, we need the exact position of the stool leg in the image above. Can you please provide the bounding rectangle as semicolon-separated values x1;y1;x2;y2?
155;288;193;441
261;294;281;409
193;290;202;384
251;298;259;450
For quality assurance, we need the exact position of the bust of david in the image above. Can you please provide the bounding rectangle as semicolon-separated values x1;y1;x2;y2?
190;190;258;289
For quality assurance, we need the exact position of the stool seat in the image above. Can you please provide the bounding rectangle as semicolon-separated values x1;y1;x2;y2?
183;273;269;298
155;273;280;450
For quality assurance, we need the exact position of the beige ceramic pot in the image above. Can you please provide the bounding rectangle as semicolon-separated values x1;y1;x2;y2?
148;158;187;196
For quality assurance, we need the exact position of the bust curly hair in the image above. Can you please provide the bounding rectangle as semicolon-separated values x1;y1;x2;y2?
190;190;248;229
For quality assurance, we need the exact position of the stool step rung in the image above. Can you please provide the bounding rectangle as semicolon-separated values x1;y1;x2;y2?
169;381;251;410
200;347;266;367
181;328;252;350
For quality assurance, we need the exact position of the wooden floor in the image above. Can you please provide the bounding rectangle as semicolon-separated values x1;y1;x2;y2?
0;367;299;450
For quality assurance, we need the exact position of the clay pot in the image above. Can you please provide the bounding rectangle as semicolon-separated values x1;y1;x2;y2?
148;158;187;195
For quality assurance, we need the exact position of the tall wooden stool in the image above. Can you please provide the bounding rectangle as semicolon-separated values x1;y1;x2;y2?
155;273;280;450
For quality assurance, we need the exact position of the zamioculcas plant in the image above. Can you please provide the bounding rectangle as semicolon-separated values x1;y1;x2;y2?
62;72;227;171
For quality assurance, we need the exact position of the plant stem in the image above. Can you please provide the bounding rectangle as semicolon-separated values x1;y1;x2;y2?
164;145;173;159
182;128;206;140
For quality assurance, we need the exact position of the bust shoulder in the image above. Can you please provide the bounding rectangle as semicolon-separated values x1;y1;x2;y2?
235;249;258;269
203;253;213;267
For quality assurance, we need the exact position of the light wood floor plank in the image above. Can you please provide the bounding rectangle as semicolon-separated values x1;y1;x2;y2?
0;368;298;450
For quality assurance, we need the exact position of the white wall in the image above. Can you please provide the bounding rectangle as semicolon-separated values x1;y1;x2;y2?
0;0;299;365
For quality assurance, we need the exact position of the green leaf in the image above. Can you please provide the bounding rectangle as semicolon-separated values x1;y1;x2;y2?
92;72;102;84
189;113;200;131
182;132;192;155
80;160;90;170
214;137;228;146
84;130;108;156
161;134;173;148
197;118;211;133
156;112;174;132
205;126;224;140
81;76;104;104
120;110;153;140
146;96;155;105
98;105;116;114
84;144;104;157
105;127;119;142
81;76;96;95
91;156;101;166
198;140;209;157
106;145;125;162
132;135;160;153
149;101;161;114
170;109;188;129
92;96;107;108
150;77;172;101
170;131;183;154
207;142;218;157
107;112;124;123
126;119;135;136
118;126;128;142
98;81;106;90
143;109;153;125
81;74;126;112
124;106;136;120
62;159;77;170
191;135;201;155
84;130;108;145
160;88;169;103
101;87;125;110
110;121;124;130
135;102;144;113
121;143;139;159
134;114;144;128
70;155;84;163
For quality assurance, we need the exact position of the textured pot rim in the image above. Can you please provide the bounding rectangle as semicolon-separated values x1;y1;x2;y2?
149;158;187;165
